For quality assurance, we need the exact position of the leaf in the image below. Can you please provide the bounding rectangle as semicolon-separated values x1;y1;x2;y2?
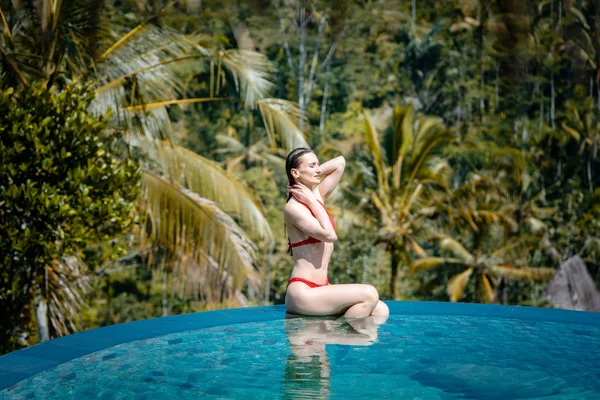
487;265;556;281
479;273;495;304
391;105;407;164
568;7;591;31
258;99;308;151
447;268;473;302
410;257;465;274
363;110;390;196
140;172;259;289
526;217;545;233
329;207;376;232
146;139;274;241
401;182;423;217
219;50;274;108
100;22;149;60
414;115;444;145
120;97;226;111
562;123;581;141
440;237;474;264
408;236;426;257
399;105;414;158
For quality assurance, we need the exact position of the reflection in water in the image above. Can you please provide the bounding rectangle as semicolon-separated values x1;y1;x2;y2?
282;313;389;399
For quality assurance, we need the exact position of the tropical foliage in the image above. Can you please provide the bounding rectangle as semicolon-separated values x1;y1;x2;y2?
0;82;139;352
1;0;600;353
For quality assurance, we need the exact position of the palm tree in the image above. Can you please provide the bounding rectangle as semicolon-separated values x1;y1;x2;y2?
410;176;556;303
360;104;456;299
0;0;306;339
561;97;600;192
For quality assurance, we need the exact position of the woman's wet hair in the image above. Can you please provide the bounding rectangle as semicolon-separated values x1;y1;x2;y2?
285;147;313;202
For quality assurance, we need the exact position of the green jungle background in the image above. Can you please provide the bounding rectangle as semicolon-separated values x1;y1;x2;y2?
1;0;599;354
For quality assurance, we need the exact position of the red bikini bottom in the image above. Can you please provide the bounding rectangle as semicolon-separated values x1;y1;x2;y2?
287;277;330;288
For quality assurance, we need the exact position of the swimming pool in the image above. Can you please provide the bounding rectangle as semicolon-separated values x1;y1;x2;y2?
1;302;599;399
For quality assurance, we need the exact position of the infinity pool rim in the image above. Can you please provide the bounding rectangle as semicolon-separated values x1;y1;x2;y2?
1;301;599;390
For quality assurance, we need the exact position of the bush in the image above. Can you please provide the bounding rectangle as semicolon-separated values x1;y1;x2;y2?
0;82;140;353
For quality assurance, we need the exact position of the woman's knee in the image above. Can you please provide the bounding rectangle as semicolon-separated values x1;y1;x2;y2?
372;301;389;317
363;285;379;305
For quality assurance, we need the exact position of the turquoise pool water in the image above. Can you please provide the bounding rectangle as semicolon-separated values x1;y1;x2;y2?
1;302;599;399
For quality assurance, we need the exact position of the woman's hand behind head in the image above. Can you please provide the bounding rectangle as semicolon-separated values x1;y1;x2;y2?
288;182;318;205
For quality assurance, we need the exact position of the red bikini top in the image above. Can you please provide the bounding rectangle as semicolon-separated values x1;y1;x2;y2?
288;200;336;248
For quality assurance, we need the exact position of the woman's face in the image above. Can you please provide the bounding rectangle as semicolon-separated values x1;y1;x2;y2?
292;152;321;186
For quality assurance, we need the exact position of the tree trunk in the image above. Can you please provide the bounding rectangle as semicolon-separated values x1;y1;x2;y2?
304;11;328;107
595;81;599;160
551;72;556;129
587;158;593;193
319;62;331;135
35;294;49;342
297;2;307;133
390;249;401;300
494;277;507;304
411;0;416;31
495;62;499;111
478;2;486;121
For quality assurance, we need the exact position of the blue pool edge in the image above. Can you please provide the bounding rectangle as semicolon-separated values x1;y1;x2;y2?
1;301;599;391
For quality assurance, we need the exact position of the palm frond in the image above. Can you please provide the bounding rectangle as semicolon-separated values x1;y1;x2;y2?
219;50;274;108
414;115;445;145
215;134;246;154
398;105;414;158
258;98;308;151
140;171;259;290
525;217;546;233
262;151;286;168
172;249;259;304
406;126;455;185
447;267;473;302
479;273;495;304
149;140;274;241
99;21;149;60
391;105;407;163
489;240;529;263
330;207;377;232
0;8;11;39
407;236;427;257
363;110;390;196
92;24;206;139
410;257;465;274
440;237;474;263
487;265;555;281
400;183;423;217
121;97;226;111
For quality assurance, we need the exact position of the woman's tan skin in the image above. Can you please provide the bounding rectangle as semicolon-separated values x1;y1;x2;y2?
284;151;390;320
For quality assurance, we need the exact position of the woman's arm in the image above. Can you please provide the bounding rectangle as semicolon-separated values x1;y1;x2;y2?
317;155;345;199
286;183;337;242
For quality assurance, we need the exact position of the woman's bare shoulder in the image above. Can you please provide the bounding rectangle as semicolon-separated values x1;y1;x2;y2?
283;199;313;223
284;199;302;216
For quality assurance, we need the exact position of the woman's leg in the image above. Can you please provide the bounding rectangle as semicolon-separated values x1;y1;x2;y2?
371;301;389;317
286;283;380;317
370;301;390;325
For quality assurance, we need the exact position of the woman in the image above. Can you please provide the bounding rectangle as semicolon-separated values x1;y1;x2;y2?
284;147;389;319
